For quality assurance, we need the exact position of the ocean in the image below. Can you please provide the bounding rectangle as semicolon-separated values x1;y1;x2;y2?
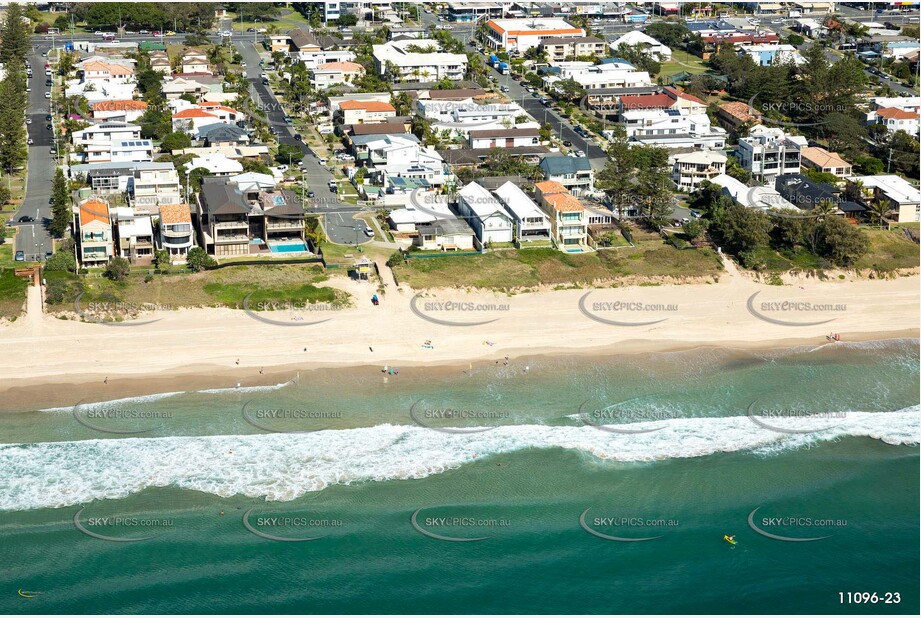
0;339;918;614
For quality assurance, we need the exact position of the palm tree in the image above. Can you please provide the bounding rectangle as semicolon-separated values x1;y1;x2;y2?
813;198;838;221
866;198;891;228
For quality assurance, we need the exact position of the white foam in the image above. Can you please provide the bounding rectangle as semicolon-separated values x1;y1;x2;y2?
39;380;295;413
1;408;917;511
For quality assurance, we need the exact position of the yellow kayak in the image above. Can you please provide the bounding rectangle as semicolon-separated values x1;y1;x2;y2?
18;589;40;598
723;535;737;545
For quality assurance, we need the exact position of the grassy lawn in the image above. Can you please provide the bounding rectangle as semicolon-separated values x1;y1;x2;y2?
0;268;28;320
855;228;920;272
45;264;351;320
393;236;723;290
658;49;709;77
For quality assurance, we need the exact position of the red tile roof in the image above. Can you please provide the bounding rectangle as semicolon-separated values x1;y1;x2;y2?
339;100;396;112
172;108;218;119
619;93;675;110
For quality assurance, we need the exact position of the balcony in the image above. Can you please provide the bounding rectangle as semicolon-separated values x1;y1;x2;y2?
162;234;192;247
215;233;249;244
266;220;305;231
214;220;249;231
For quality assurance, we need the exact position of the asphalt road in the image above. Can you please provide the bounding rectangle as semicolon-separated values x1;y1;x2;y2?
11;43;57;261
233;39;366;245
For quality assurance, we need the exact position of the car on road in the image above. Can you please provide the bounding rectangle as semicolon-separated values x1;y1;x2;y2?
283;115;293;123
539;97;550;105
247;27;256;32
500;85;510;92
221;31;232;37
139;30;150;34
573;150;586;158
306;191;315;198
18;215;35;223
293;133;303;142
562;140;572;147
44;92;51;99
14;251;24;261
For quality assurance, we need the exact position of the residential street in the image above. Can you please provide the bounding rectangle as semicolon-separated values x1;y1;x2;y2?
11;42;57;261
234;38;367;245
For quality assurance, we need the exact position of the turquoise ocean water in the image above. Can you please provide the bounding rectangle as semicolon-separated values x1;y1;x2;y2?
0;339;917;614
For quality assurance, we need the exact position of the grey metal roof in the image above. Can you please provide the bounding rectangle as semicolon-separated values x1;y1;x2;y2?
539;154;592;175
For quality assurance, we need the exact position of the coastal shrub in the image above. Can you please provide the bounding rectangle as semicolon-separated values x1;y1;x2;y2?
104;257;131;282
186;247;216;272
44;250;76;273
386;251;405;267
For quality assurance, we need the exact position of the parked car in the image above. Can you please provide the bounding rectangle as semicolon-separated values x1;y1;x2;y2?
44;92;51;98
306;191;315;198
25;118;31;124
500;85;510;92
283;115;293;123
14;251;24;261
293;133;303;142
563;140;573;147
573;150;585;158
27;138;33;145
539;97;550;105
363;227;374;237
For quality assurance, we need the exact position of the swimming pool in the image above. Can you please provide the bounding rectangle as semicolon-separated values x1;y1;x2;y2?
269;242;308;253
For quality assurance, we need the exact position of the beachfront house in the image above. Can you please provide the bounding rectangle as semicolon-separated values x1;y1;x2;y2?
112;207;155;265
456;182;514;246
158;203;195;264
76;198;115;267
539;155;595;195
534;181;587;250
494;181;552;244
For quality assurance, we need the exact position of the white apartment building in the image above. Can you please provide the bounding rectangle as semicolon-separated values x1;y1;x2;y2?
418;100;537;138
851;175;921;223
296;49;357;70
72;122;142;147
545;61;652;91
373;39;468;82
131;166;183;213
484;18;584;53
669;150;728;191
736;125;806;182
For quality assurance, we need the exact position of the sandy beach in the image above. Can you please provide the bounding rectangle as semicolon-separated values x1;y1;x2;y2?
1;261;917;410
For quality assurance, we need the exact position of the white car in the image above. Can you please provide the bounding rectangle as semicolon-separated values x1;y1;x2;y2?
44;92;51;99
27;138;34;145
221;30;232;37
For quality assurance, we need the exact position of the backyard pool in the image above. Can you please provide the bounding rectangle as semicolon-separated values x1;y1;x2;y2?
269;241;308;253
